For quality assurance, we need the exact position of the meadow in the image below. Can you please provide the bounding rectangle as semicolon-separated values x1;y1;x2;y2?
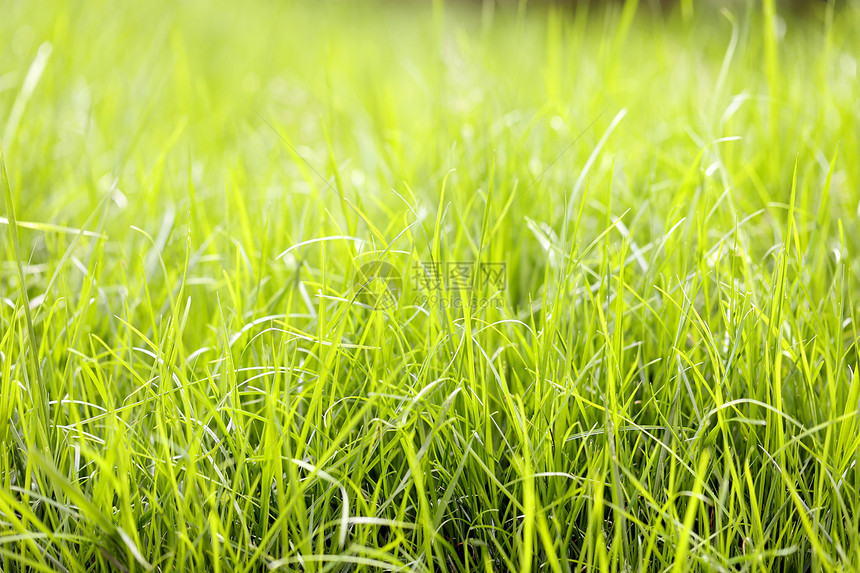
2;0;860;571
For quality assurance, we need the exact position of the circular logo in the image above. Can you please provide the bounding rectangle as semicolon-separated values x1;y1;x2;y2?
352;260;402;310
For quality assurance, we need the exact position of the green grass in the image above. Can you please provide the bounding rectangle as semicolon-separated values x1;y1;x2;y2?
2;0;860;570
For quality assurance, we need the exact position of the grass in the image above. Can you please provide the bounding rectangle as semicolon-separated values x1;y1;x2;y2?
2;0;860;570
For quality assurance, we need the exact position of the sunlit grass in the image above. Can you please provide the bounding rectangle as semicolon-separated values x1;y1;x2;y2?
2;0;860;571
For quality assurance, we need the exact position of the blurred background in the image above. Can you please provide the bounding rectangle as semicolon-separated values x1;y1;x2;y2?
2;0;857;308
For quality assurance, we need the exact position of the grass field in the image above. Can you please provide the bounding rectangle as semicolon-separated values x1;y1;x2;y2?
2;0;860;571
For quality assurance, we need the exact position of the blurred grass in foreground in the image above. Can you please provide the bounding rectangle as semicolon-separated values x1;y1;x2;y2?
2;0;860;571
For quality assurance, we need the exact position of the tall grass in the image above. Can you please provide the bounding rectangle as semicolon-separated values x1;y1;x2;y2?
1;0;859;571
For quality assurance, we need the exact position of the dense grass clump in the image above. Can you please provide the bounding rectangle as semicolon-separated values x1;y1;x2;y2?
2;0;860;571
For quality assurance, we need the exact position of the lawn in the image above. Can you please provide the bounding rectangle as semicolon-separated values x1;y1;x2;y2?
2;0;860;571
